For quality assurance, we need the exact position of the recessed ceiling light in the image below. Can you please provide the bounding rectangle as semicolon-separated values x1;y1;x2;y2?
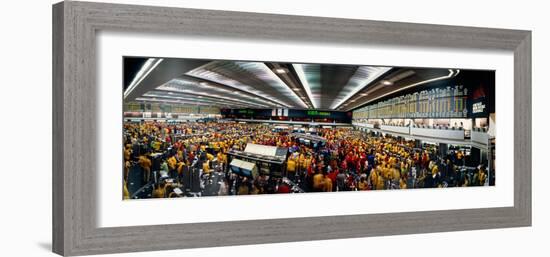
360;93;369;96
274;68;288;74
292;88;300;91
199;81;210;86
382;80;393;86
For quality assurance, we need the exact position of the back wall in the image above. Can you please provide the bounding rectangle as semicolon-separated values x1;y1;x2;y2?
0;1;547;257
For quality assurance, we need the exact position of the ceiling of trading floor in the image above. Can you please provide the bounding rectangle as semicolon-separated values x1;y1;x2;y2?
124;57;460;111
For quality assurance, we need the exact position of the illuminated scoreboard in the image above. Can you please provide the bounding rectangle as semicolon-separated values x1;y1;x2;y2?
353;85;472;119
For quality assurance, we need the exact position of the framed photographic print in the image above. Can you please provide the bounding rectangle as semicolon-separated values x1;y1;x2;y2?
52;1;531;256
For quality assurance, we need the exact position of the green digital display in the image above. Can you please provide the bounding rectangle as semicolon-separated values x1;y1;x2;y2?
238;109;254;114
307;110;331;116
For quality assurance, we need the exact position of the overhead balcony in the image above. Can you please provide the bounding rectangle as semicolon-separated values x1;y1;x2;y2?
410;124;465;140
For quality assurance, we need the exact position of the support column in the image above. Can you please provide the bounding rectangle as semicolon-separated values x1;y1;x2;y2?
439;143;448;159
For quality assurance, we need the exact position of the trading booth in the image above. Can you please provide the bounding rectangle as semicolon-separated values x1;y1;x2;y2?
228;143;288;178
291;133;327;150
229;159;259;178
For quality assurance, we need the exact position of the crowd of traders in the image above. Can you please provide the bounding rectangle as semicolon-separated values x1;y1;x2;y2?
123;121;490;199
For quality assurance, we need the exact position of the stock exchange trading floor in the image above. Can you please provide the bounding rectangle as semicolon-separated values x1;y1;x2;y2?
123;121;494;201
121;57;496;201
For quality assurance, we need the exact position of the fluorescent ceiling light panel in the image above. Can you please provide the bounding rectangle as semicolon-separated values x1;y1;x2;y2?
143;92;251;108
382;80;393;86
274;68;288;74
292;63;319;109
136;97;246;108
165;79;264;106
123;58;163;99
135;97;211;106
238;62;308;108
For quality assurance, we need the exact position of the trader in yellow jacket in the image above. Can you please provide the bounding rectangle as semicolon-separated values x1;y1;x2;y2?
202;160;210;174
138;155;152;182
298;153;305;172
167;155;177;171
324;175;333;192
370;168;379;190
123;180;130;200
206;152;214;161
286;158;296;175
217;151;226;164
153;182;167;198
312;170;325;192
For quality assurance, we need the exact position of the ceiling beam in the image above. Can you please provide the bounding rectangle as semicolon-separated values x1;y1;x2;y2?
331;66;391;110
124;58;210;101
182;74;285;108
144;90;266;108
292;63;319;109
186;61;298;108
265;63;313;109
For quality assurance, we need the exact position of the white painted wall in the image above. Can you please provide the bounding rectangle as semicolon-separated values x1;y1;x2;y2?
411;127;465;140
0;0;547;257
472;130;490;144
381;124;411;134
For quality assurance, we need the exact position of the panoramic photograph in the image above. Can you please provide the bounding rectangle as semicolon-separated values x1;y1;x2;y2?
122;57;496;200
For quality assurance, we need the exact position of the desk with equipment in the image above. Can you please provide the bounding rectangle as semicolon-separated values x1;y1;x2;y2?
291;133;327;149
228;144;288;178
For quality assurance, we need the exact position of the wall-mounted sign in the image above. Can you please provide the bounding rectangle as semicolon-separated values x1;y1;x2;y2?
470;94;488;118
272;108;289;116
472;101;486;114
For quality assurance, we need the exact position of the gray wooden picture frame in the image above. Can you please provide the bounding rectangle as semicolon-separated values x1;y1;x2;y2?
52;1;531;256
